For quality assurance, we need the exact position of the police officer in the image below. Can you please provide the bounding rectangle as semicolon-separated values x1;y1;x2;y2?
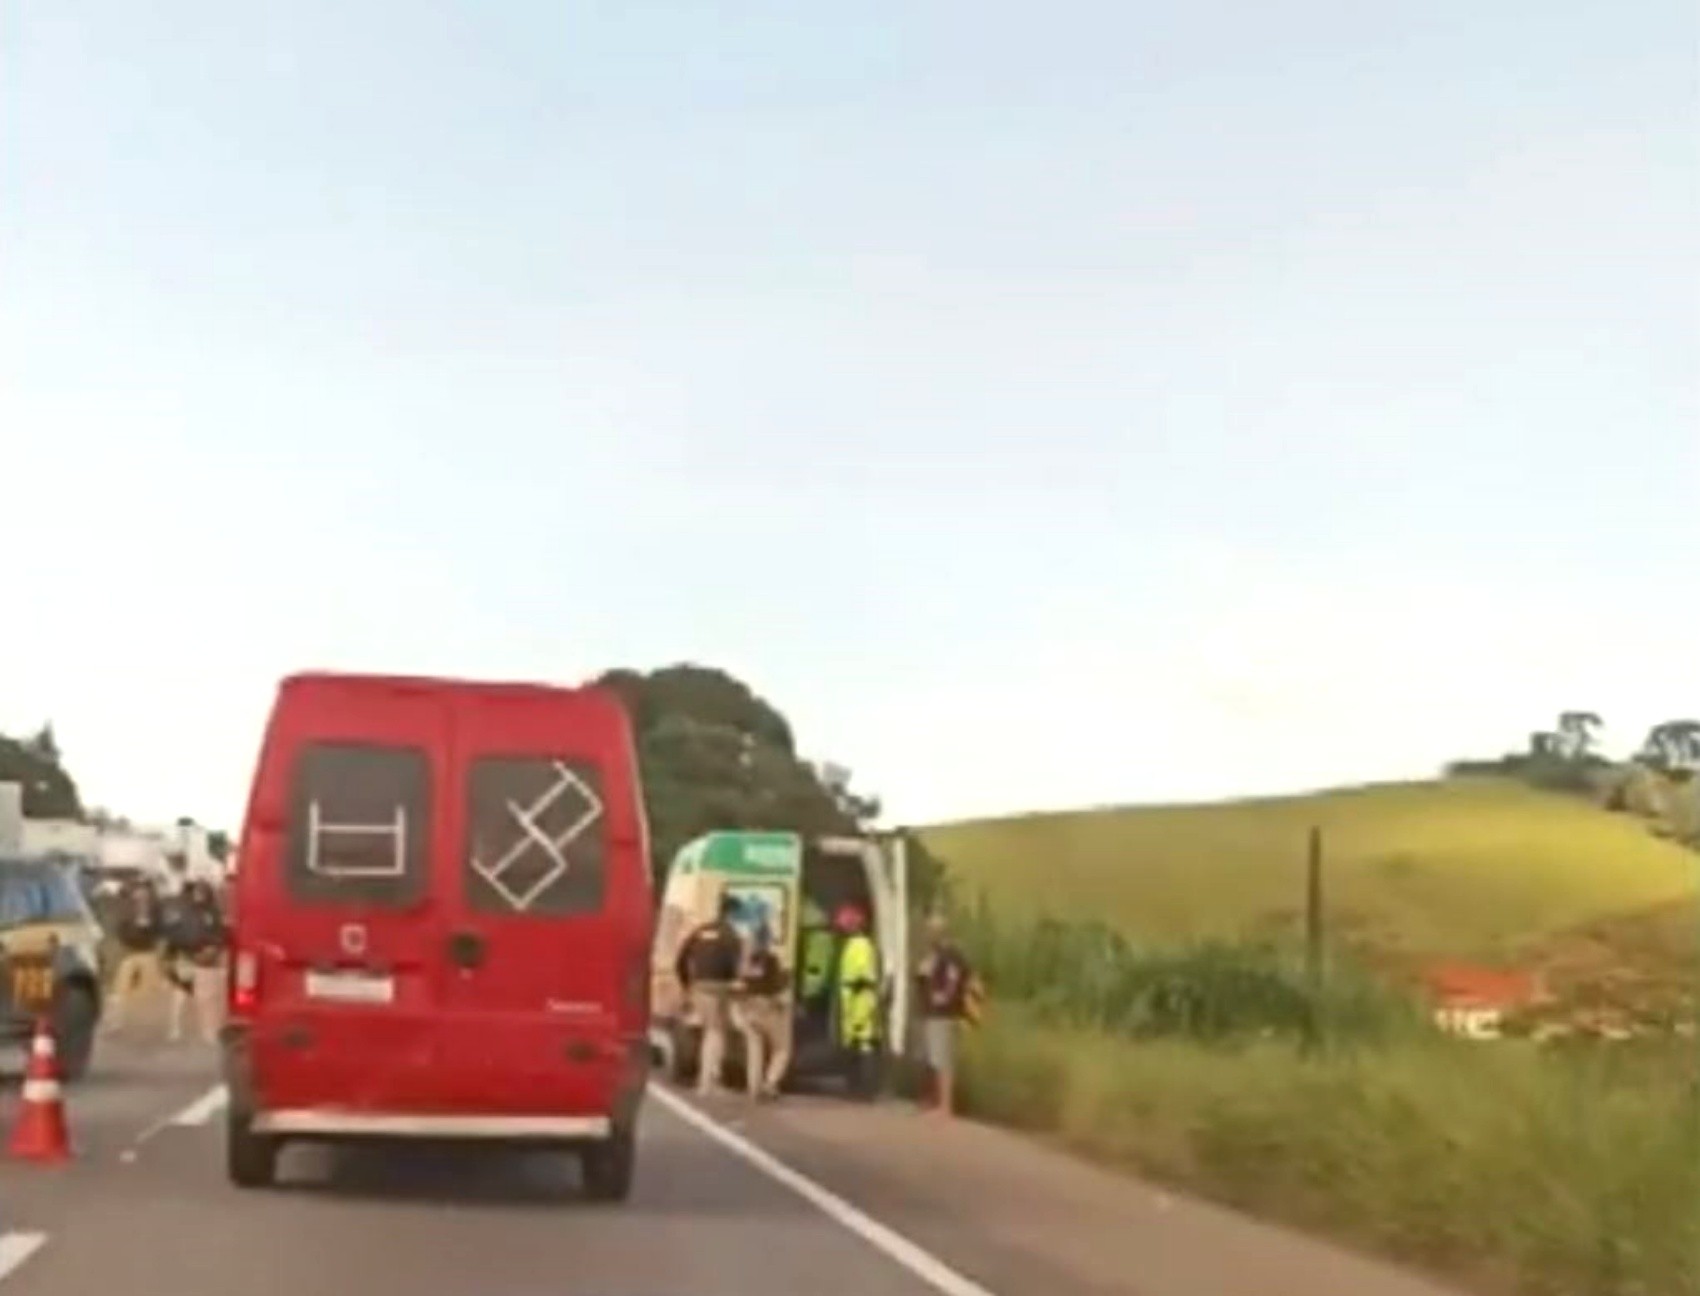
164;880;226;1045
733;923;790;1102
102;876;163;1037
675;895;745;1096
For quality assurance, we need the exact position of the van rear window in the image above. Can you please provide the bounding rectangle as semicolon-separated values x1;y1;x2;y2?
286;743;429;908
464;757;606;915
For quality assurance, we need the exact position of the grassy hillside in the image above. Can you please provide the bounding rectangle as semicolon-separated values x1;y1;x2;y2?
921;778;1699;965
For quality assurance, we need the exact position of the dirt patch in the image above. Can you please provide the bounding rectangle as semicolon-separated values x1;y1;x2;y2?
1518;899;1699;1029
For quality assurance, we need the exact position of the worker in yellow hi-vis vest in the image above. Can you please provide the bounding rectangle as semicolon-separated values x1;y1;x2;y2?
833;904;882;1100
798;897;835;1004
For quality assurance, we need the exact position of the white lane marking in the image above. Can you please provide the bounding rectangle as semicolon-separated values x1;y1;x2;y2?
651;1086;998;1296
169;1084;228;1127
0;1232;47;1282
124;1084;229;1160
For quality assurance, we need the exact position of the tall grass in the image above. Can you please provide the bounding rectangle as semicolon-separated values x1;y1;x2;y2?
944;900;1699;1295
958;1010;1699;1296
954;893;1427;1046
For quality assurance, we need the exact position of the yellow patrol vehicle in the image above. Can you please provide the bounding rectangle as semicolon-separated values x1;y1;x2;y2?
0;855;106;1080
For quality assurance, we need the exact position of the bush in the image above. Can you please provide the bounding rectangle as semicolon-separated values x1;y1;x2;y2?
953;897;1427;1047
958;1011;1700;1296
1443;753;1618;800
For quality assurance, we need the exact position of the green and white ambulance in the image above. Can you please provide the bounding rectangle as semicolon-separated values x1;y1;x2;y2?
649;830;911;1088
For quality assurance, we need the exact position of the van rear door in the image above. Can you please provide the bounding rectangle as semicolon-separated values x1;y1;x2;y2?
872;834;911;1055
249;682;451;1111
433;688;640;1115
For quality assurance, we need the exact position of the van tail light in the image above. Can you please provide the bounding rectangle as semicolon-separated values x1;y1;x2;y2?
231;949;262;1015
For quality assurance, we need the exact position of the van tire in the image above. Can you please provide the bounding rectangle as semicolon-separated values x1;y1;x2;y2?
226;1107;279;1189
580;1128;636;1202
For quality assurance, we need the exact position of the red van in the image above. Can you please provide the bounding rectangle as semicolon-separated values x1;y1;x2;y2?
222;672;653;1199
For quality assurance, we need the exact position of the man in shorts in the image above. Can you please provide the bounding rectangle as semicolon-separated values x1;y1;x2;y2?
102;876;163;1037
164;880;226;1045
915;912;972;1117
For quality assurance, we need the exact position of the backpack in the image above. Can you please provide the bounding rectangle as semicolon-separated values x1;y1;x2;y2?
921;944;982;1023
961;971;987;1028
162;894;218;957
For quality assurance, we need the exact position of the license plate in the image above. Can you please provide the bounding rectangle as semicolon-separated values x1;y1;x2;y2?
8;964;53;1011
304;970;394;1005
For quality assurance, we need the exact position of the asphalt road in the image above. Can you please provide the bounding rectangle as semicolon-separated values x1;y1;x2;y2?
0;1029;1469;1296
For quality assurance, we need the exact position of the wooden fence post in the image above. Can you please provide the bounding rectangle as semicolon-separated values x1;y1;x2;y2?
1301;825;1327;1056
1305;825;1325;989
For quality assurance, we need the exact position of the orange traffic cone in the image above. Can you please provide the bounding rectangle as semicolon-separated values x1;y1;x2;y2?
8;1017;71;1163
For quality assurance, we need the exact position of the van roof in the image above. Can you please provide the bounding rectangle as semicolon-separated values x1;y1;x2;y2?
278;671;617;704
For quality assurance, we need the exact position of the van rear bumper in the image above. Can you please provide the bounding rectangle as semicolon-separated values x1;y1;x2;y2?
250;1111;613;1140
223;1019;648;1143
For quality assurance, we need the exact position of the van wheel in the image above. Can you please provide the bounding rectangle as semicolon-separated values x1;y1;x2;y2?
581;1128;636;1202
226;1107;279;1189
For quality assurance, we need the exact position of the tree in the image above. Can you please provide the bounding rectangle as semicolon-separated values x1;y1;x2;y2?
597;664;795;755
816;761;882;824
1556;711;1603;761
0;730;82;819
1639;720;1700;775
24;723;60;766
591;664;879;882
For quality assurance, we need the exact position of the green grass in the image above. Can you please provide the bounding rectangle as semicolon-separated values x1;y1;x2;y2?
922;778;1700;964
959;1010;1700;1296
954;903;1429;1045
921;779;1700;1293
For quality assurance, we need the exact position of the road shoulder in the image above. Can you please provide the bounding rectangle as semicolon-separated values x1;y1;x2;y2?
681;1089;1469;1296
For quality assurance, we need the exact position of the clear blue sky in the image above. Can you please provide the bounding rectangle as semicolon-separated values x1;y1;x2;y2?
3;2;1695;829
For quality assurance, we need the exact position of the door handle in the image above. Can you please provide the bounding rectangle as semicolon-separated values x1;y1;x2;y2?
446;930;487;969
